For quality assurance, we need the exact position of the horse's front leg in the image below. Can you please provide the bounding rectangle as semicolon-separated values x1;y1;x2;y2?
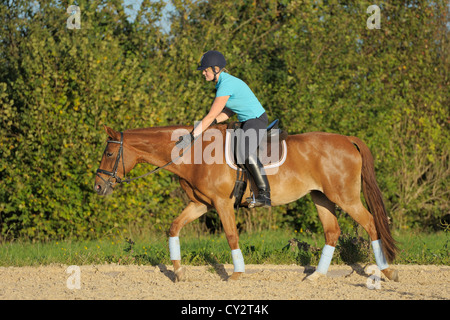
214;199;244;281
168;201;207;282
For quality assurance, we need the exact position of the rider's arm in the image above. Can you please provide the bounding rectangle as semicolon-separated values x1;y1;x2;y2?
192;95;230;138
215;107;234;123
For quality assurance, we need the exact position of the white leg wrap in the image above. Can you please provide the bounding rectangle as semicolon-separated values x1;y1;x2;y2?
169;236;181;261
317;245;335;275
231;249;245;273
372;239;389;270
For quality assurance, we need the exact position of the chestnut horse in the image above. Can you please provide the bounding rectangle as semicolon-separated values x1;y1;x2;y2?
94;124;399;282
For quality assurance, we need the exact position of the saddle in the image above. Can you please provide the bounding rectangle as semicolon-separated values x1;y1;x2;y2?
226;119;288;169
226;119;288;208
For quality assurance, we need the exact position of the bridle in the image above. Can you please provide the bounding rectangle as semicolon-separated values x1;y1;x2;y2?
96;131;194;189
96;132;127;189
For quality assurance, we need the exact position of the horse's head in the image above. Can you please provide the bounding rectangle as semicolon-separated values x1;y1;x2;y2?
94;125;136;196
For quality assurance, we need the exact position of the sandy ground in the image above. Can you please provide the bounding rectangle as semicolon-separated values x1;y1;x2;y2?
0;264;448;300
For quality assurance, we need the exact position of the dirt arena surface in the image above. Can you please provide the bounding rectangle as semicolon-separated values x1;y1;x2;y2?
0;264;448;300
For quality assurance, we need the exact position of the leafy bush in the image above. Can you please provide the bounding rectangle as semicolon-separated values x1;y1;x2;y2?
0;0;448;241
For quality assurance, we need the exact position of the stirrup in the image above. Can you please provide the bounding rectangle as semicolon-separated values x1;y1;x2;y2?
247;192;271;208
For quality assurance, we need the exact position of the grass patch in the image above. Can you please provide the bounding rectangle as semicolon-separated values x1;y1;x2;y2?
0;229;448;267
395;231;450;265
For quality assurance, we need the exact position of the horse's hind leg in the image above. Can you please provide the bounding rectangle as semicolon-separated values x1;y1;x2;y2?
169;201;208;282
306;191;340;281
339;200;399;282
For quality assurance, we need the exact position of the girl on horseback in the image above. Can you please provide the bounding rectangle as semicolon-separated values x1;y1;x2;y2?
176;50;271;207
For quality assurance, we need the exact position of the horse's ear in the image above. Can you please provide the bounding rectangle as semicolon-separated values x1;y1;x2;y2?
103;125;120;140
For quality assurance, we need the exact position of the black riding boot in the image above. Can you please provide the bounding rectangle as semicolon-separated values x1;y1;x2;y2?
245;154;271;208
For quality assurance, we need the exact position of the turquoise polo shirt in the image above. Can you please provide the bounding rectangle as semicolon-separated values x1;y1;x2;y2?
215;72;265;122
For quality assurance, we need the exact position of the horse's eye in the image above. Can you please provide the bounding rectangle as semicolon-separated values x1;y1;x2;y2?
107;152;114;158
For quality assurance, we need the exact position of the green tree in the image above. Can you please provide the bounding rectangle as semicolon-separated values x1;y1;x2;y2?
1;0;448;241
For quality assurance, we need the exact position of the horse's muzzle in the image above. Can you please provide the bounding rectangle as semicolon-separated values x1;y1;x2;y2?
94;182;113;196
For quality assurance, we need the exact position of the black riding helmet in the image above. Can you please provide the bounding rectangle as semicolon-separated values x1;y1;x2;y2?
197;50;226;81
197;50;226;70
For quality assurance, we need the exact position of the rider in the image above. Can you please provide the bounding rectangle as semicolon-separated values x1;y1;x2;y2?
176;50;271;207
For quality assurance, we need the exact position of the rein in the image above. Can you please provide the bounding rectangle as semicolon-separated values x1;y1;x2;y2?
96;131;194;188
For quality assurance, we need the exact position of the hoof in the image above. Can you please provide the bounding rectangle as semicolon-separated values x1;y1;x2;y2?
228;272;243;281
174;267;186;282
305;271;325;282
382;268;399;282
